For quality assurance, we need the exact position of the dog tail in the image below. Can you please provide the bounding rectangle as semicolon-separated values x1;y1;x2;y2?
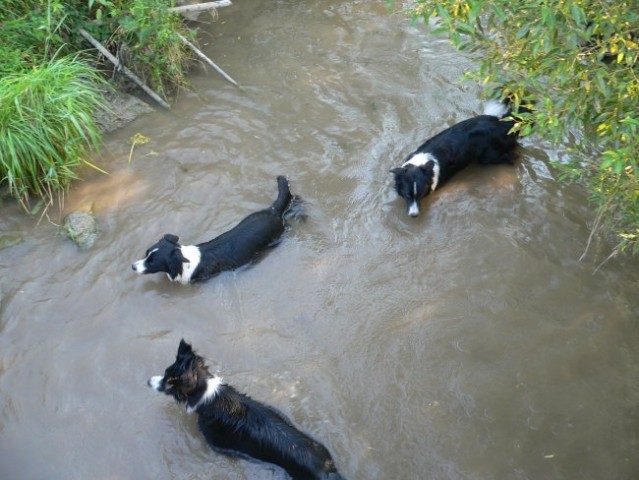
271;176;306;222
271;175;293;216
483;99;510;119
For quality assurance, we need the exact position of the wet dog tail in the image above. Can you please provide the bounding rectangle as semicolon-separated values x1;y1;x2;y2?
484;92;535;120
271;176;306;221
271;175;293;215
484;99;511;119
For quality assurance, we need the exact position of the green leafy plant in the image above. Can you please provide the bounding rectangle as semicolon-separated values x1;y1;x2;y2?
402;0;638;256
128;132;150;163
105;0;193;95
1;0;199;210
0;53;106;210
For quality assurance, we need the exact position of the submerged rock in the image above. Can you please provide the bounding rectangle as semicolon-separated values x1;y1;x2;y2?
0;234;23;250
93;87;155;133
63;211;98;250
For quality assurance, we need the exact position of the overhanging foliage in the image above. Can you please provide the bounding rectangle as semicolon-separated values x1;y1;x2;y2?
403;0;638;256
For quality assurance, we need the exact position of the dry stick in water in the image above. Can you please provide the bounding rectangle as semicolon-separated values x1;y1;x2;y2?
78;28;171;110
177;33;239;87
169;0;232;14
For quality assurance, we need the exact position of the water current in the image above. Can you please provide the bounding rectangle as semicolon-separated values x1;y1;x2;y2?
1;1;638;479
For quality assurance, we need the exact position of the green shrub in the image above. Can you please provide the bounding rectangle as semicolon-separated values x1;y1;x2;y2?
0;54;106;210
403;0;639;256
92;0;193;94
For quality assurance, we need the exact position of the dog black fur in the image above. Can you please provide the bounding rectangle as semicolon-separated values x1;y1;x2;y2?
132;176;302;284
148;340;347;480
391;101;522;217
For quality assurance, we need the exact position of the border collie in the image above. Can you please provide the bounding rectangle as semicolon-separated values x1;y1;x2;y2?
132;176;302;284
391;100;522;217
148;340;347;480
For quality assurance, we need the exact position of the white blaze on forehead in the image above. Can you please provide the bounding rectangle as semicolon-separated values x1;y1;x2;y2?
186;376;223;414
401;152;441;194
148;376;164;391
402;152;440;192
133;247;159;274
172;245;201;285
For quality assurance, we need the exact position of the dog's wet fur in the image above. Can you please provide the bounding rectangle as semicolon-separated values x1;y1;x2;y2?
391;101;523;217
148;340;347;480
132;176;303;284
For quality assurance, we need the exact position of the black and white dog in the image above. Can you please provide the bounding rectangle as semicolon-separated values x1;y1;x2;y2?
132;176;302;284
148;340;347;480
391;100;522;217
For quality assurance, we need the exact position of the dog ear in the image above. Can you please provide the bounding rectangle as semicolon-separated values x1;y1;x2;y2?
166;247;188;280
163;234;180;244
171;247;188;264
178;339;192;356
390;167;406;175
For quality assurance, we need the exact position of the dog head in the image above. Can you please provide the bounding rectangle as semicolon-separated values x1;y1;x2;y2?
148;339;209;404
390;161;438;217
131;234;188;280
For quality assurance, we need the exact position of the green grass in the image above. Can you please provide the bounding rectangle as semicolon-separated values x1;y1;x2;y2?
0;53;106;210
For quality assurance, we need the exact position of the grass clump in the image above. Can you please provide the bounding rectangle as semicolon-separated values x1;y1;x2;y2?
0;0;197;209
0;54;106;210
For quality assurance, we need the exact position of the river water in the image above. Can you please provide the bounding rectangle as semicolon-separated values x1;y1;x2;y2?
1;1;638;479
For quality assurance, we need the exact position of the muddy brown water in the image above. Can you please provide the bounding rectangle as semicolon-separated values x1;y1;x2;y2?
1;2;638;479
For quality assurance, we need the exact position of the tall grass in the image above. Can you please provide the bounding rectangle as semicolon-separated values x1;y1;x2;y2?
0;53;106;210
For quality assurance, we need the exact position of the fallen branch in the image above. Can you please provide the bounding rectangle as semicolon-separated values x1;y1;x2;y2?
78;28;171;110
177;33;239;87
169;1;232;14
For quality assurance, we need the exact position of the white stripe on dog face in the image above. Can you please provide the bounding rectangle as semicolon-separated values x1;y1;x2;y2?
148;376;164;391
132;248;159;274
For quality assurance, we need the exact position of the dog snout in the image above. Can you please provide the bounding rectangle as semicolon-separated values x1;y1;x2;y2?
407;202;420;217
148;376;165;391
131;260;146;274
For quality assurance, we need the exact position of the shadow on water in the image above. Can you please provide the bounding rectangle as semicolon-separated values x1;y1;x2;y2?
1;1;638;479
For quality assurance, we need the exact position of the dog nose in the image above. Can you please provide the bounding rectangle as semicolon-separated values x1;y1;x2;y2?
131;263;136;271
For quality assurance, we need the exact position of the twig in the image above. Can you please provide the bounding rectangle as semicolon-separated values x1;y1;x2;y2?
177;33;239;87
579;206;604;262
78;28;171;110
169;1;232;14
593;247;619;275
